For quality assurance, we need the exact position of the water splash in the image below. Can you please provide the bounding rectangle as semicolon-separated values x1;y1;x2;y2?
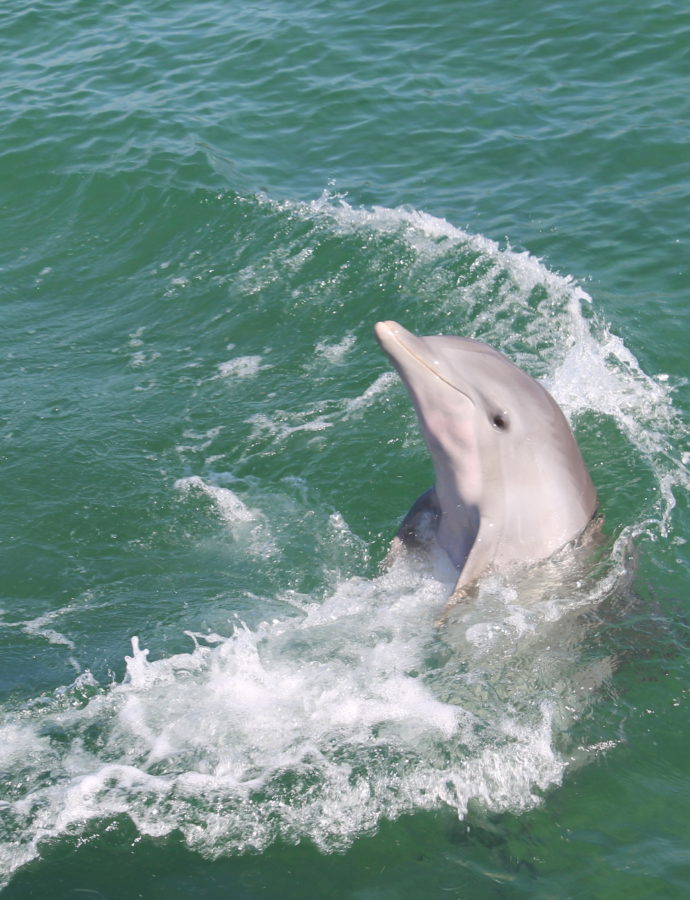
272;189;687;541
0;559;587;885
2;192;686;890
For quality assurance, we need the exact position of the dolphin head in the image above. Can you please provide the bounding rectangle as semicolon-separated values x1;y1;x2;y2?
374;320;598;586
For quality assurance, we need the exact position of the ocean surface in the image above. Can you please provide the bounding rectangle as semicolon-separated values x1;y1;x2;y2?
2;0;689;896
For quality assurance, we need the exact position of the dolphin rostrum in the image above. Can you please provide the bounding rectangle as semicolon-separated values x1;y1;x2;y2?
374;321;598;592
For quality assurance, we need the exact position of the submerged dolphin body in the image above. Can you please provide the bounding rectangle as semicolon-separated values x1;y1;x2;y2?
374;321;598;592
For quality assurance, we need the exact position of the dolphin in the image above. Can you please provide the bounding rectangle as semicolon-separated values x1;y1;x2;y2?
374;320;598;592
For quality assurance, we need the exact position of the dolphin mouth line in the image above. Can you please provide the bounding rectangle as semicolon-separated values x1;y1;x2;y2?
382;323;476;405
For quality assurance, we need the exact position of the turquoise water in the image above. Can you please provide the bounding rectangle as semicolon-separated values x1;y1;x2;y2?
2;0;689;896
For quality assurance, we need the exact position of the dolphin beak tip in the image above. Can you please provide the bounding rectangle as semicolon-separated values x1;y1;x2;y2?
374;320;399;340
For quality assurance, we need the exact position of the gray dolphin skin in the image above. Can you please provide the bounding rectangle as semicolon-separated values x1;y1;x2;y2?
374;320;598;591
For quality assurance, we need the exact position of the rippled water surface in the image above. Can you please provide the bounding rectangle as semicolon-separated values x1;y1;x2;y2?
2;0;689;896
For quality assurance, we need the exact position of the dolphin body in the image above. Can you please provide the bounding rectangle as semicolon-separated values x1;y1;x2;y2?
374;321;598;592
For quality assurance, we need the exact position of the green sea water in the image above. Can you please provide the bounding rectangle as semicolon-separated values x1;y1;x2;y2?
2;0;690;896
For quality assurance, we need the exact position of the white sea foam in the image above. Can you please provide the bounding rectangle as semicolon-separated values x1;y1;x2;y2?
124;325;161;368
22;613;77;650
314;333;357;364
343;371;398;414
174;475;278;556
243;370;399;441
0;606;79;652
174;475;257;526
245;410;334;441
218;355;267;378
1;557;600;887
302;188;593;311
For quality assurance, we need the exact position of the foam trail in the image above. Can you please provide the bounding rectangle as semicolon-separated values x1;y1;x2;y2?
0;557;604;888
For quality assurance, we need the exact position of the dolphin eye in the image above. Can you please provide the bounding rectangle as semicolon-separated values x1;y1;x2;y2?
492;412;509;431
